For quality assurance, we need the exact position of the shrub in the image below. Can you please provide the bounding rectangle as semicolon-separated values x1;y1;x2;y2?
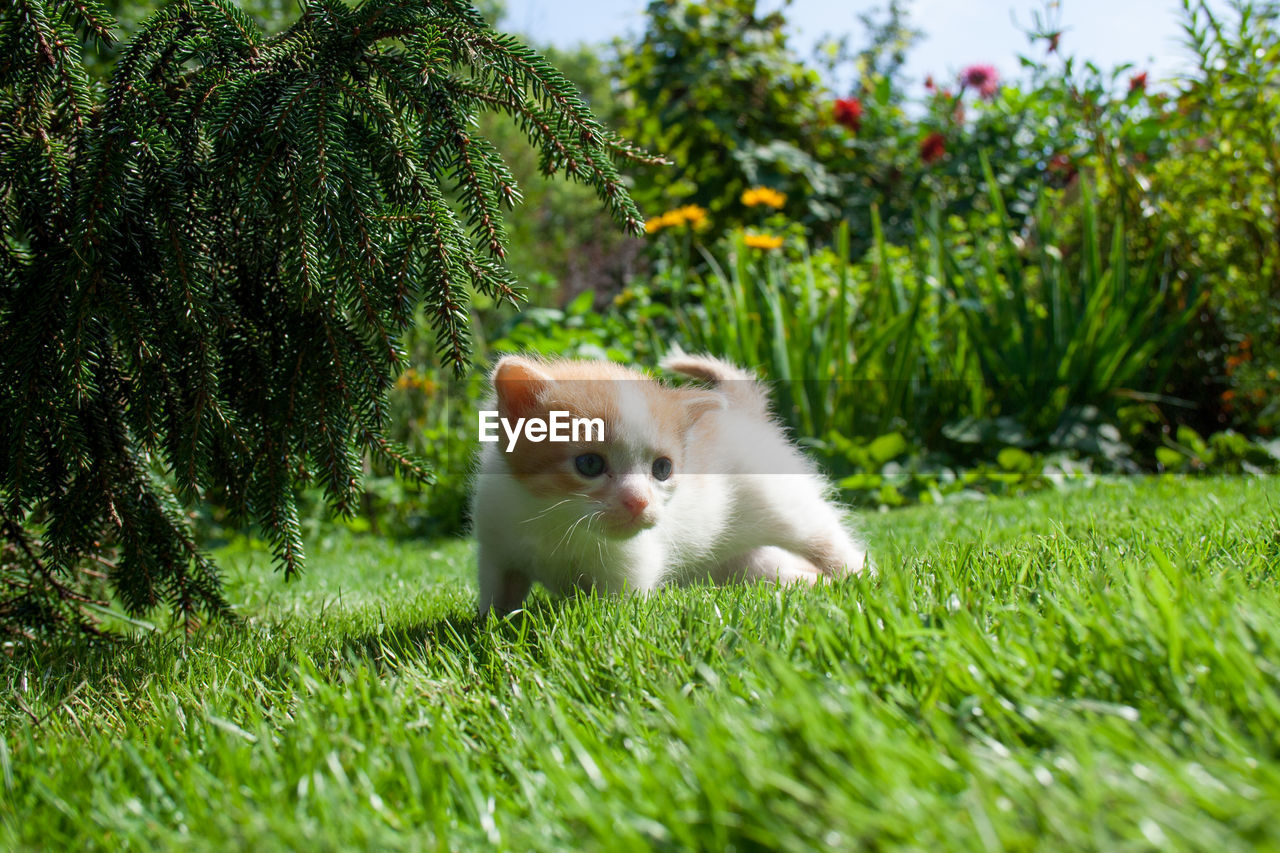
1148;0;1280;433
611;0;839;231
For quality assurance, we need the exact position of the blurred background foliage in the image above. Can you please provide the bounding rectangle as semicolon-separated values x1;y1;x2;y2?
95;0;1275;539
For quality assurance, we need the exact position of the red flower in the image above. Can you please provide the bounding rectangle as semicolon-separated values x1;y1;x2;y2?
1047;153;1078;186
833;97;863;132
1129;71;1148;93
924;74;936;93
919;132;946;164
961;64;1000;100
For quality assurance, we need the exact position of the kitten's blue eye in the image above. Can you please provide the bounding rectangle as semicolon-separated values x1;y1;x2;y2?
651;457;673;481
574;453;606;477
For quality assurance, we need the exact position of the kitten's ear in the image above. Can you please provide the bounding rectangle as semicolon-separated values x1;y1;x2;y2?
493;356;552;421
681;390;727;425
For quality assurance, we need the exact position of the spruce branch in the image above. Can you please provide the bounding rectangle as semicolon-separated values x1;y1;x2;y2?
1;0;654;636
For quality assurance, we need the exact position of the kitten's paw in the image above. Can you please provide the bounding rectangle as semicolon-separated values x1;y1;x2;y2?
719;546;823;585
806;534;872;578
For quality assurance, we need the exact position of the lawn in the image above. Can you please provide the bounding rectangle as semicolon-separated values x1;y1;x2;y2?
3;476;1279;850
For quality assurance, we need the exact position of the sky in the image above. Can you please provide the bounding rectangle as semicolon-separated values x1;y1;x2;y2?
501;0;1202;93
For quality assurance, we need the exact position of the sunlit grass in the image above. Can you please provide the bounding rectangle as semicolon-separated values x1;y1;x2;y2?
3;476;1279;849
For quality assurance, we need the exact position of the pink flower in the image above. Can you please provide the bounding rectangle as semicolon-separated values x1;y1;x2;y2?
833;97;863;132
961;64;1000;100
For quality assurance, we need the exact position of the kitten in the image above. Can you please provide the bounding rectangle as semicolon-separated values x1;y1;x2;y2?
471;353;869;615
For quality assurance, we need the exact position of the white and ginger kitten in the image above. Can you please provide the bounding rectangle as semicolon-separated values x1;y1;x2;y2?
471;353;869;614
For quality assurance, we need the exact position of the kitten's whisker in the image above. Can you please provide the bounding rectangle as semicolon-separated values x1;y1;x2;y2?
569;510;599;541
550;525;574;557
521;498;573;524
551;510;594;556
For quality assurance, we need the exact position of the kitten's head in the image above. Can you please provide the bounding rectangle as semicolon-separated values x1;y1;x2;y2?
491;355;722;537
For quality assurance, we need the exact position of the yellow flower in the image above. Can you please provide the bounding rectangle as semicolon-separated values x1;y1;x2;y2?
659;209;685;229
676;204;709;230
743;233;784;250
646;204;711;234
741;186;787;209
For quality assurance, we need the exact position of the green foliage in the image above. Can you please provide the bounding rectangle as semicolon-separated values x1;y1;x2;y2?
942;155;1197;438
477;41;650;301
1148;0;1280;430
364;0;1277;535
668;222;934;441
594;0;1275;445
824;432;1093;509
0;0;643;634
660;175;1195;457
5;477;1280;847
612;0;838;228
1165;0;1280;299
982;0;1280;435
1156;426;1280;475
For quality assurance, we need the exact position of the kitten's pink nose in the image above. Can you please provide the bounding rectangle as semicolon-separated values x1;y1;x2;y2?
620;493;649;519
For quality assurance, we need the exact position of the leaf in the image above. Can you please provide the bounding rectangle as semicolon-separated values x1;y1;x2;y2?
996;447;1034;472
877;483;905;507
566;289;595;316
1176;425;1208;455
838;473;883;491
868;432;909;465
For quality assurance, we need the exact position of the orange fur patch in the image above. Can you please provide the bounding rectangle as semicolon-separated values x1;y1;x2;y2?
491;356;703;494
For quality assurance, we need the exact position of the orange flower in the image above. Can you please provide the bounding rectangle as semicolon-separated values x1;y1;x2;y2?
395;368;437;395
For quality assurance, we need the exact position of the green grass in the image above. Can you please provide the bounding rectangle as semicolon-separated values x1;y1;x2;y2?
3;476;1280;850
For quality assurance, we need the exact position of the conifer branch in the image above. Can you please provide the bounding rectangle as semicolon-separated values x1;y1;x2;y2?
1;0;651;636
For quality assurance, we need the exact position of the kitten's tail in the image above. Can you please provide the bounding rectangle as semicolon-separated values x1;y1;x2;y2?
660;350;770;416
